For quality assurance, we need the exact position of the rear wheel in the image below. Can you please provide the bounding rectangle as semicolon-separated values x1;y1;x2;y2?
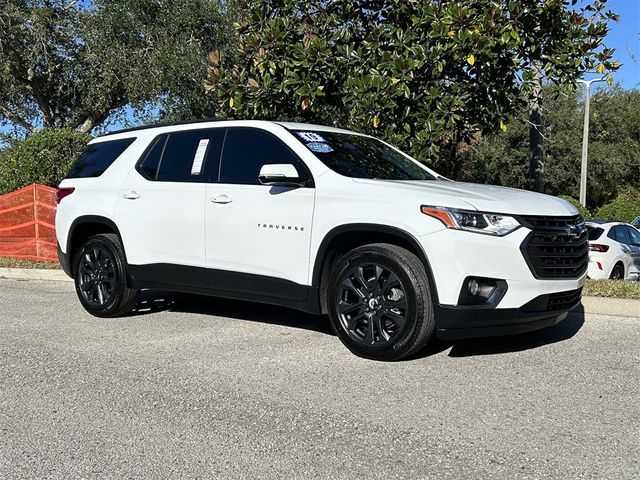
610;262;625;280
73;233;138;317
326;243;434;361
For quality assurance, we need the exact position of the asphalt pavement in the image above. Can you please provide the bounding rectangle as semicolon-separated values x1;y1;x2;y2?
0;278;638;479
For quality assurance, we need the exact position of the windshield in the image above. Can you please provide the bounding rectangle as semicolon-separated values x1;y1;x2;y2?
292;130;437;181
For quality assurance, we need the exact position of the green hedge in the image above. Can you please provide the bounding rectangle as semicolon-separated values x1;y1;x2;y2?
594;187;640;223
0;128;91;194
558;195;591;220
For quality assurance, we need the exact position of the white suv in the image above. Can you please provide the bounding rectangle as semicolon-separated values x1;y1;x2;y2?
56;120;587;360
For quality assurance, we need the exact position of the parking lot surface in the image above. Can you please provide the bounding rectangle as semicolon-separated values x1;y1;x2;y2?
1;278;638;479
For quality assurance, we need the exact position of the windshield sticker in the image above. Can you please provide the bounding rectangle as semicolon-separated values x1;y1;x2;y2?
296;131;327;143
307;142;334;153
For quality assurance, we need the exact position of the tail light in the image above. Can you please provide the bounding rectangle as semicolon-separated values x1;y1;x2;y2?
56;187;75;204
588;243;609;252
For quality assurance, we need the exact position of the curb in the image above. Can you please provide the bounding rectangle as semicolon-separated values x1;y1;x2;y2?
0;268;638;318
0;267;72;283
580;296;639;318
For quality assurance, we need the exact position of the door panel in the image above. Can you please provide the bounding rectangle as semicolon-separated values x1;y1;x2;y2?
115;173;207;267
205;127;316;296
114;128;224;268
205;184;315;290
626;226;640;275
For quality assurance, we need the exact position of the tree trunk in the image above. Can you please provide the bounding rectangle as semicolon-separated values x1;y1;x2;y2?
528;65;544;193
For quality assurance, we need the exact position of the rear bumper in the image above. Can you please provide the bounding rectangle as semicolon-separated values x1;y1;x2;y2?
57;243;73;278
435;288;582;340
587;259;609;280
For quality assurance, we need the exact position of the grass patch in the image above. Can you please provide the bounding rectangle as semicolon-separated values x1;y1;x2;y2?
584;279;640;299
0;257;61;270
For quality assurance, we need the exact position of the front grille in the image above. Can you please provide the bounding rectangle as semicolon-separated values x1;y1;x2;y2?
546;288;583;311
519;214;588;279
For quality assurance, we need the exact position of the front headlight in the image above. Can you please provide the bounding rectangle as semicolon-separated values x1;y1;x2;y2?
420;206;521;236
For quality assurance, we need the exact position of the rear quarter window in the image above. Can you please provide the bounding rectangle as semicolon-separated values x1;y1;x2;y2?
66;138;136;178
587;226;604;240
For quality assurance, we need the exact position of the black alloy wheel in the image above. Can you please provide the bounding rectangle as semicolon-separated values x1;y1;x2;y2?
73;233;138;317
338;263;408;348
78;246;116;307
610;263;624;280
327;243;435;361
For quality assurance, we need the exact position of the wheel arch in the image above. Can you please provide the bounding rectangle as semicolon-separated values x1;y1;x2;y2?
312;224;439;312
610;260;626;279
67;216;124;258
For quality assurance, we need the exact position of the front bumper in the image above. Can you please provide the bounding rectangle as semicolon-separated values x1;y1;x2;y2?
419;227;586;307
435;288;582;340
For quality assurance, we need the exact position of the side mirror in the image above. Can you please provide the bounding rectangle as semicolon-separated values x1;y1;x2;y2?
258;164;307;187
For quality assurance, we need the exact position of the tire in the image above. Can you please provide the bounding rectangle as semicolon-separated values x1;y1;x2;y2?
610;262;625;280
326;243;435;361
73;233;139;318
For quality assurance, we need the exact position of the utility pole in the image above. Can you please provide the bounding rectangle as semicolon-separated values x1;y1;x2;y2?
577;77;606;207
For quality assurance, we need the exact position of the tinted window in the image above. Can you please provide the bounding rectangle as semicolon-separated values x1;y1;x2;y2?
219;128;309;185
609;226;631;245
626;226;640;245
156;129;224;182
138;135;167;179
67;138;135;178
292;130;437;180
587;226;604;240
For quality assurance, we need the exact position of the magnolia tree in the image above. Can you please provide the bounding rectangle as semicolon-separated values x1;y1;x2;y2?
206;0;619;188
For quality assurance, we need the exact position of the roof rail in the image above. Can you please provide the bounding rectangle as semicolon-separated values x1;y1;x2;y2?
101;118;229;136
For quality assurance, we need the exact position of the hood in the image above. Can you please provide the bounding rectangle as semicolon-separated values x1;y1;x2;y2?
352;179;579;216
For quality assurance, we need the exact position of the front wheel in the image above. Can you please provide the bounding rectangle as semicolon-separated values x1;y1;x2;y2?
73;233;138;317
326;243;435;361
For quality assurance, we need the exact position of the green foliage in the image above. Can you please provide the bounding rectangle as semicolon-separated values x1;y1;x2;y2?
207;0;618;162
0;129;91;194
0;0;230;134
558;196;591;220
595;187;640;223
459;84;640;211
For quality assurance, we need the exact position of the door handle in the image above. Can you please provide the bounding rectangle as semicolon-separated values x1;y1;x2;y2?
122;191;140;200
210;194;233;204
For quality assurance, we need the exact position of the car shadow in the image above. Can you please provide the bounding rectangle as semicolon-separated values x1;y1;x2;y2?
130;290;586;357
439;305;586;358
131;290;334;335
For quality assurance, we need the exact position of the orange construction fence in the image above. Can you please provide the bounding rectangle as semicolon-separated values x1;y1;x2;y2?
0;184;58;262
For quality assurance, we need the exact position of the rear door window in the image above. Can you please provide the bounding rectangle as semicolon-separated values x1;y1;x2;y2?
626;226;640;246
136;129;224;182
156;129;225;182
610;226;632;245
67;138;135;178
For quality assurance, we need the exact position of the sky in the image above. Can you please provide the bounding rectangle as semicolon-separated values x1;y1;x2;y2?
603;0;639;89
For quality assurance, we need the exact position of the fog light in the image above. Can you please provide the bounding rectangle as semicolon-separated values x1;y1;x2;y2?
458;277;508;306
468;278;481;296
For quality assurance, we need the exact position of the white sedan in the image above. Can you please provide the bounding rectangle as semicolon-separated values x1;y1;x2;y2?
586;222;640;280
